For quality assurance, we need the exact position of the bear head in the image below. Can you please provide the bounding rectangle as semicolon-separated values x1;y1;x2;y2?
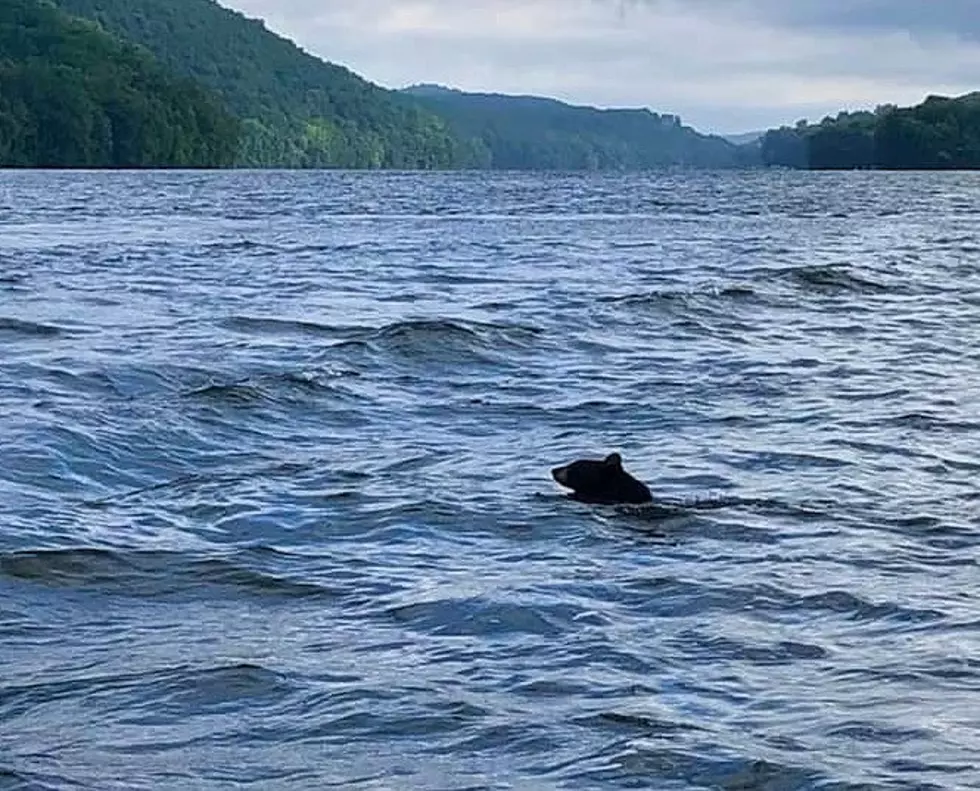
551;452;652;505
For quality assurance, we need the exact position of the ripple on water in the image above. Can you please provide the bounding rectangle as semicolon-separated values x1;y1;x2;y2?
0;316;65;338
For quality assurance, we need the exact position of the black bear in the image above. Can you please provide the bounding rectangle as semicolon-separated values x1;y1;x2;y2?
551;452;653;505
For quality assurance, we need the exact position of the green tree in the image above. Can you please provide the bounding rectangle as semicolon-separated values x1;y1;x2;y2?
0;0;240;167
761;93;980;170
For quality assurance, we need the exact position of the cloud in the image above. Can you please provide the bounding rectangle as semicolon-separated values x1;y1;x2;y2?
622;0;980;39
220;0;980;132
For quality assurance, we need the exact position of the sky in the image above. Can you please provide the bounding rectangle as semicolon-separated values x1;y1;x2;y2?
221;0;980;134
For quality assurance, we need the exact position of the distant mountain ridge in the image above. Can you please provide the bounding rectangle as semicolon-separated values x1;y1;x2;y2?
405;83;682;120
401;84;753;169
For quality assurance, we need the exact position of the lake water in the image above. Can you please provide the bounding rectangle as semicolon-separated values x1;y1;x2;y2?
1;170;978;790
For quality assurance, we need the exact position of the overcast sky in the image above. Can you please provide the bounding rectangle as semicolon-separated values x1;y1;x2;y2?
221;0;980;133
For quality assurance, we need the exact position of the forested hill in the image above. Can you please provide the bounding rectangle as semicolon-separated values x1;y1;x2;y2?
402;84;751;169
53;0;482;168
761;93;980;170
0;0;239;167
10;0;760;170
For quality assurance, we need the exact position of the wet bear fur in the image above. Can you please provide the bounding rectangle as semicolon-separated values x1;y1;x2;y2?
551;452;652;505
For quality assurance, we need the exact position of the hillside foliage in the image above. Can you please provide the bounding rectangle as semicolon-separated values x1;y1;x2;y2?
54;0;481;168
403;84;751;170
761;94;980;170
0;0;239;167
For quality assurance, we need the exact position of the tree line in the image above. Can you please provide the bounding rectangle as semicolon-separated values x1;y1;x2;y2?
760;93;980;170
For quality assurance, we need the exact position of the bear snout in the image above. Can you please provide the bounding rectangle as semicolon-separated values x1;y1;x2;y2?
551;466;569;485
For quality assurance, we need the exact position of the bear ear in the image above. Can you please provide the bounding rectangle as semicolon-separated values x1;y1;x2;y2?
604;453;623;468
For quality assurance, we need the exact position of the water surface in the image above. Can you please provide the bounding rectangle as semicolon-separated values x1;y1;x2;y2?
1;170;979;790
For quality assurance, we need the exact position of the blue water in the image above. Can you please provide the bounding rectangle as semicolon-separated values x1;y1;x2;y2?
1;170;979;790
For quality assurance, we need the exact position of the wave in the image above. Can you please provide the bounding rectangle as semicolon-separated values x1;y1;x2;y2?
200;238;276;253
618;575;946;626
0;547;335;600
0;766;72;791
375;318;481;342
0;317;63;338
0;660;295;730
577;711;705;735
547;736;847;789
185;379;266;399
182;370;356;407
671;630;829;664
600;283;760;309
799;589;945;624
0;272;29;286
780;264;891;294
377;318;539;345
365;318;541;364
728;449;855;471
220;315;366;338
386;595;586;638
884;411;980;433
220;316;541;366
625;494;781;515
82;455;369;510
